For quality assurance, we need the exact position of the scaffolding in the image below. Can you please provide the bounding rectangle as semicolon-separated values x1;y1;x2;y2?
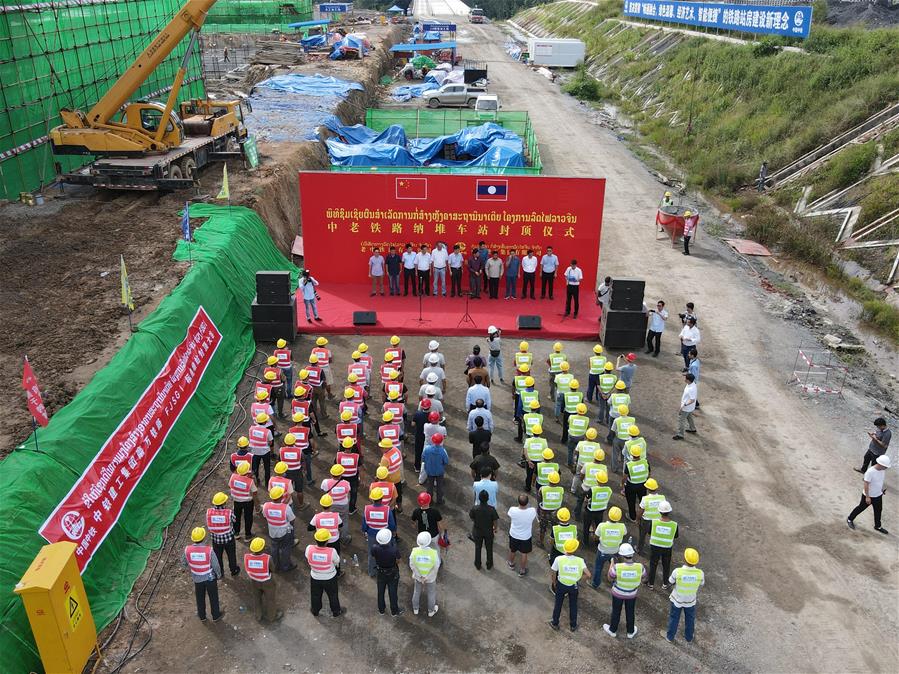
205;0;313;34
789;344;848;395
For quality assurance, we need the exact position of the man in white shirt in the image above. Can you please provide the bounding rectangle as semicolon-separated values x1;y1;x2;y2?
431;242;449;297
368;247;386;297
847;454;891;534
467;401;494;432
420;355;446;393
596;276;612;310
673;373;697;440
402;244;418;296
563;259;583;318
644;299;669;357
416;244;433;296
507;493;537;575
521;249;538;299
678;317;701;371
422;340;446;368
540;246;560;300
448;244;465;297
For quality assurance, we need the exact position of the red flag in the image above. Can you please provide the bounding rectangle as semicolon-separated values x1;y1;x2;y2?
395;177;428;200
22;357;49;427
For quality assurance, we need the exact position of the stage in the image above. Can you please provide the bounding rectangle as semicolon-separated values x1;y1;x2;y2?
296;284;602;339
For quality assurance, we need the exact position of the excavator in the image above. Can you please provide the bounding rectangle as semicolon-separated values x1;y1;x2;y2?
50;0;250;190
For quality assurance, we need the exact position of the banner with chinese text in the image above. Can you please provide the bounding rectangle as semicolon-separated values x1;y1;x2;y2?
299;172;606;289
623;0;812;38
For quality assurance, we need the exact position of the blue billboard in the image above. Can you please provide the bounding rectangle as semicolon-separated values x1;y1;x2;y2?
319;3;353;12
622;0;813;38
422;22;457;32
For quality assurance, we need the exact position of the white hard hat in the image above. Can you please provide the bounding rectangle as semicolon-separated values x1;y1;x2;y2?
428;354;439;364
618;543;635;557
417;531;432;547
376;528;392;545
426;372;438;383
876;455;892;468
487;325;498;334
428;340;439;350
658;500;672;513
425;385;437;395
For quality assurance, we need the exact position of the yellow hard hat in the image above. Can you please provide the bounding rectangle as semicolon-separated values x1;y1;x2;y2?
341;409;353;421
237;436;249;448
388;370;399;380
382;410;395;422
576;403;587;415
560;361;570;372
309;354;319;364
629;445;643;458
292;412;305;423
348;373;359;383
320;494;333;508
283;433;296;445
316;337;328;347
628;425;640;437
597;472;608;484
617;404;629;416
191;527;207;543
255;390;268;401
267;355;278;366
548;471;560;484
684;548;700;565
388;390;400;399
520;363;531;373
269;487;285;500
529;399;541;410
256;412;269;424
593;344;603;354
553;342;563;352
585;428;598;440
604;362;614;371
519;341;529;351
542;448;554;460
277;338;287;348
557;507;571;522
569;379;580;390
352;350;361;360
684;210;693;217
665;191;672;197
378;438;393;450
249;537;266;553
593;448;605;462
299;369;310;379
370;487;384;500
295;385;308;398
524;376;535;387
341;437;355;449
344;387;354;399
212;492;228;506
384;353;393;362
615;380;627;390
563;539;579;554
358;342;369;353
237;462;251;475
314;528;330;543
376;466;389;479
264;371;276;381
389;335;400;346
645;478;658;490
274;461;288;475
531;424;543;435
330;464;345;476
608;506;622;522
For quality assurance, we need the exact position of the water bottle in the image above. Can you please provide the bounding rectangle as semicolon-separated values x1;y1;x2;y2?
352;553;359;567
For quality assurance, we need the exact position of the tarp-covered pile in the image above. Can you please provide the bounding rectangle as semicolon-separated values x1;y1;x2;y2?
330;34;370;60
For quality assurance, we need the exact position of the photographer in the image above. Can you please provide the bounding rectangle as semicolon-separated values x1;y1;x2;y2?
487;326;504;384
300;270;323;324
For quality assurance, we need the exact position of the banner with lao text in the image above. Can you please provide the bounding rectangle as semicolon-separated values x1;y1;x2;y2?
623;0;813;38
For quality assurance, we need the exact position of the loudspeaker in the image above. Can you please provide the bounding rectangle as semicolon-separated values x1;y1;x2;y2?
601;304;647;349
610;278;645;311
255;271;291;305
253;321;296;342
252;296;297;324
603;309;647;331
353;311;377;326
517;315;542;330
601;328;646;350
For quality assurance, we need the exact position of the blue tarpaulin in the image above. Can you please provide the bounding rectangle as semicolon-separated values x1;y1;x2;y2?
255;74;363;96
409;123;522;162
391;82;438;101
389;41;457;52
423;31;441;41
321;115;408;145
301;33;329;48
287;19;331;28
432;140;526;168
326;139;418;166
330;34;369;59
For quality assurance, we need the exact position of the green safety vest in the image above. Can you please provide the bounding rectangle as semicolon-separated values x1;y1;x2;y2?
567;414;589;437
673;566;704;602
589;355;607;375
548;352;566;373
640;493;665;520
588;485;612;512
540;485;564;510
515;352;533;369
614;562;644;591
608;393;630;415
514;375;529;391
523;413;543;434
554;372;574;395
626;458;649;484
598;373;617;394
536;462;559;486
575;441;600;469
598;522;627;552
650;519;678;548
625;437;647;457
552;524;579;552
614;415;636;440
411;546;439;575
563;391;583;414
524;436;548;462
520;390;539;411
583;461;607;488
555;554;586;586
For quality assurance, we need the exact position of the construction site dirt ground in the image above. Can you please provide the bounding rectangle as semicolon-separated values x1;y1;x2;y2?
91;17;899;674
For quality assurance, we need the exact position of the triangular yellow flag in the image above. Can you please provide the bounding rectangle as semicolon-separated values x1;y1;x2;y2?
216;164;229;200
120;254;134;311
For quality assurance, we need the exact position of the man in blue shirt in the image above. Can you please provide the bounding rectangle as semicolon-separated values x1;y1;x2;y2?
540;246;560;300
687;348;700;408
385;246;402;296
644;300;669;357
504;250;520;299
422;433;449;504
466;375;491;410
467;400;494;432
616;353;637;389
472;466;498;507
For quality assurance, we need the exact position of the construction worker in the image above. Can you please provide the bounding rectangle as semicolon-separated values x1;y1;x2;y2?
371;464;398;512
278;433;306;510
611;405;636;474
306;528;344;617
553;361;574;422
548;538;591;632
371;528;403;616
363;488;396;577
378;436;406;513
549;507;578;564
348;350;370;392
269;460;300;512
623;426;647;474
290;384;312;428
206;493;240;577
572;430;601;515
340;386;363;434
274;338;294;394
423;339;446;368
582;471;612;543
604;542;646;639
664;548;704;642
523;425;548;492
336;408;360;456
379;410;402;449
565;403;590;468
606;381;631;437
228;462;257;541
522;398;543;441
586;344;607;403
303;359;327;420
412;399;431;472
661;190;674;208
357;342;374;373
514;341;533;375
560;378;583;443
385;335;406;369
591;506;627;588
616;352;637;390
346;372;367;411
623;444;650;522
288;411;316;486
263;356;286;418
262;486;297;572
248;412;274;487
244;537;281;623
335;439;361;514
230;436;251;472
383;389;407;437
410;531;441;617
597;362;617;426
646;501;678;589
637;478;665;554
537;470;564;548
250;389;276;432
308;494;344;557
311;336;334;398
321;464;351;540
546;342;566;402
183;527;224;622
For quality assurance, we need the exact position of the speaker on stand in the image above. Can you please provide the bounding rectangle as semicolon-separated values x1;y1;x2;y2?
601;278;647;349
252;271;297;343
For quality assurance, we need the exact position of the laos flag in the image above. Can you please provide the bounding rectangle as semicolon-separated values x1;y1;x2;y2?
476;179;508;201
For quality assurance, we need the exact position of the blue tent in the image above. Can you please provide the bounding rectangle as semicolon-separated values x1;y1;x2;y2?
387;4;403;11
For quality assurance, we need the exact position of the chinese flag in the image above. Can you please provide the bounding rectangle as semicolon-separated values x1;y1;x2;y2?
22;356;49;427
395;177;428;200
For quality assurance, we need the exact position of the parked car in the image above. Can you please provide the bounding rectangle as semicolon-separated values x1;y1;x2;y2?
422;83;488;108
469;7;485;23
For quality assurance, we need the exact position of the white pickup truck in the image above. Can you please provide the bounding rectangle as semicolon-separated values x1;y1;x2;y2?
423;83;488;108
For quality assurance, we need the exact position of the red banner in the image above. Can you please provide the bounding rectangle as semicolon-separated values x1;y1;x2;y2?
22;357;49;427
299;172;605;289
39;307;222;571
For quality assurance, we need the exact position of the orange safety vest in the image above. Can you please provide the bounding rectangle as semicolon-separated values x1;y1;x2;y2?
230;451;251;470
290;426;311;450
381;446;403;474
262;502;289;527
338;401;361;423
229;473;254;501
359;354;374;371
378;423;401;444
371;481;395;507
364;504;390;529
185;544;213;575
348;384;365;403
248;425;271;452
322;478;350;505
335;451;359;477
311;511;341;541
268;475;292;495
244;553;271;581
206;507;233;535
263;367;283;388
256;382;272;398
383;402;405;420
305;544;336;573
279;446;303;471
348;362;367;380
384;347;401;364
274;348;292;369
335;423;358;441
305;365;323;387
381;364;399;384
250;402;273;422
311;347;331;366
291;400;311;418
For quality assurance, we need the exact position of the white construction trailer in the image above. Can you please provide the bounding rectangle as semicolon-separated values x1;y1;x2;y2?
526;38;586;67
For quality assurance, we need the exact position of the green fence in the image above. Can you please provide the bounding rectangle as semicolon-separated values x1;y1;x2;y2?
0;204;298;674
205;0;313;33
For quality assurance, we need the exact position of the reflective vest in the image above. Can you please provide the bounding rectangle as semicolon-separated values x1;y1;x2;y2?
540;486;564;511
244;553;271;581
519;390;539;412
588;486;612;512
263;367;283;390
291;399;311;418
248;425;271;452
311;511;341;542
583;461;607;488
554;372;574;395
625;437;647;457
364;504;390;530
306;545;336;573
672;566;704;602
563;391;583;414
371;481;395;507
383;401;405;422
291;426;311;451
268;475;292;495
229;473;254;501
626;458;649;484
598;522;627;553
411;546;438;575
322;478;350;505
385;381;403;398
381;364;399;384
523;413;543;435
348;384;365;404
608;393;631;417
536;462;559;486
279;446;303;471
311;347;331;366
306;365;323;387
588;355;607;375
250;402;273;423
650;519;678;548
567;414;589;437
384;347;401;363
575;441;600;470
382;446;403;474
552;524;578;552
514;352;533;370
206;507;233;535
640;493;666;520
379;424;402;446
598;373;617;394
336;451;359;477
513;374;528;392
262;502;289;527
548;352;566;373
185;545;213;576
614;562;644;591
555;554;586;586
339;401;361;424
359;354;374;372
274;348;292;369
336;423;358;442
230;451;251;471
348;362;367;382
614;415;636;440
524;436;548;462
256;382;272;398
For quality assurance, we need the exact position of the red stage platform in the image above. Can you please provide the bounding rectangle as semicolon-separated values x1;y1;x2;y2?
296;284;601;339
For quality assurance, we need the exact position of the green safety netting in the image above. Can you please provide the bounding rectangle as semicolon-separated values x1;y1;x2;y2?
0;204;298;673
206;0;313;31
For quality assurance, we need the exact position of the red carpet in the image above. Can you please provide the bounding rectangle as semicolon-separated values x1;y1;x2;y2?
296;283;601;339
